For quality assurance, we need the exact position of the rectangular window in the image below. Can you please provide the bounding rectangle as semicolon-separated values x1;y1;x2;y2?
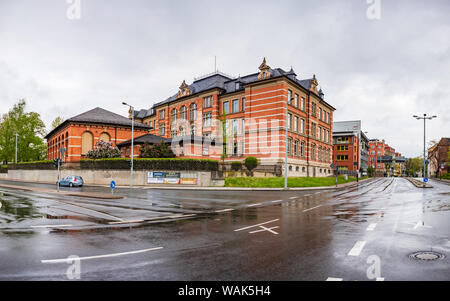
233;142;238;157
294;140;299;156
149;121;153;129
202;144;209;155
223;101;229;115
301;97;305;111
287;113;292;129
311;103;316;116
159;110;165;120
241;140;245;156
337;155;349;161
301;119;305;134
287;138;292;155
294;116;298;132
203;96;212;108
288;90;292;105
319;108;322;120
311;122;316;137
203;112;212;127
159;123;165;135
295;94;299;108
232;99;239;113
241;119;245;135
242;97;245;112
300;142;305;157
232;119;238;135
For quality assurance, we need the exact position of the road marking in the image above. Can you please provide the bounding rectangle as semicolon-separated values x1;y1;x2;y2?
167;214;196;219
0;202;2;209
303;205;322;212
304;194;312;197
348;241;366;256
326;277;343;281
215;208;234;213
247;203;262;207
366;223;377;231
404;221;432;229
249;226;279;235
376;277;385;281
108;220;144;225
271;200;283;203
235;219;279;232
31;224;73;228
41;247;163;263
289;197;297;200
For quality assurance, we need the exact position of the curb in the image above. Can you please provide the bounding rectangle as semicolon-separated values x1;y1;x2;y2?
406;178;433;188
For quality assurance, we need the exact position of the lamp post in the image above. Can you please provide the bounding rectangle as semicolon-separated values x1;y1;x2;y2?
284;97;294;189
413;114;437;181
15;133;18;163
123;102;135;188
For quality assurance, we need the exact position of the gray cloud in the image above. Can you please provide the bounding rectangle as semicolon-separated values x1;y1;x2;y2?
0;0;449;157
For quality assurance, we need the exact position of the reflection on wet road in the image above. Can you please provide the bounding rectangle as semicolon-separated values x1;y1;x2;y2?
0;178;449;281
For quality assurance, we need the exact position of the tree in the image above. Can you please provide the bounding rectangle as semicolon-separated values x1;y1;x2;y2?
405;157;423;176
51;116;64;130
86;140;121;159
139;142;175;158
367;166;375;177
0;100;47;164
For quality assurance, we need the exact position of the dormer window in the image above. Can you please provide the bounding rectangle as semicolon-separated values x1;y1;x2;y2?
235;82;240;90
257;57;271;80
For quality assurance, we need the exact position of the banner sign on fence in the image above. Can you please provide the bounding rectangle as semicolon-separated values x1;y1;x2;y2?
147;171;198;185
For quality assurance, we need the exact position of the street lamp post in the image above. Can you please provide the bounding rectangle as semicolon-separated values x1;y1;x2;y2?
15;133;18;164
284;97;294;189
413;114;437;181
123;102;135;188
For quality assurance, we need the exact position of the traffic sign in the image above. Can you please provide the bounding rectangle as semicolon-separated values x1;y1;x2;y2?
424;178;429;183
330;163;334;169
59;147;66;157
110;181;116;189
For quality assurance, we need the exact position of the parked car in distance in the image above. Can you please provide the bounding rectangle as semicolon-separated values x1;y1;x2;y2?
57;176;84;187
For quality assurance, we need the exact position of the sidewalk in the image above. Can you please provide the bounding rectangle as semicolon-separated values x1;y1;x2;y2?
0;183;124;199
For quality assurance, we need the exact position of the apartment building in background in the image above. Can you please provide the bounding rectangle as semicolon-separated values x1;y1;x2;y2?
131;58;336;177
332;120;369;174
428;138;450;177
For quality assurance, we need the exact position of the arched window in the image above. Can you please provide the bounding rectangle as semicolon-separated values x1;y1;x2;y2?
81;131;93;155
99;132;111;142
180;106;187;120
171;108;177;122
189;103;197;121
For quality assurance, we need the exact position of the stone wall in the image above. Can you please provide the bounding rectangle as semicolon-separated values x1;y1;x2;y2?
6;169;215;187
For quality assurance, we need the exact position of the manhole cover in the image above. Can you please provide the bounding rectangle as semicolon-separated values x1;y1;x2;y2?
409;251;445;261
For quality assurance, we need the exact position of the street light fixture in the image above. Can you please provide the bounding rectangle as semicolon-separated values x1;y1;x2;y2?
412;114;437;181
123;102;135;188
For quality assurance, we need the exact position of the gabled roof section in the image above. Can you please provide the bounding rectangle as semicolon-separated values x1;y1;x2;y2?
116;134;171;147
46;107;150;139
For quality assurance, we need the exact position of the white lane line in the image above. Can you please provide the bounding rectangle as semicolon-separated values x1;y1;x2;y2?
247;203;262;207
31;224;73;228
167;214;196;219
376;277;385;281
348;241;366;256
0;202;2;209
271;200;283;203
366;223;377;231
41;247;163;263
235;219;279;232
108;220;144;225
326;277;343;281
303;205;322;212
215;208;234;213
249;226;279;235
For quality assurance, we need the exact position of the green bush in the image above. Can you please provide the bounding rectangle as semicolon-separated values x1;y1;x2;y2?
80;158;219;171
442;173;450;180
231;161;242;171
0;165;8;173
8;160;54;170
140;142;176;158
244;157;258;171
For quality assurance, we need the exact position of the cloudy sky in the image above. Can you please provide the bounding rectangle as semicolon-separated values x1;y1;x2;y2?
0;0;449;157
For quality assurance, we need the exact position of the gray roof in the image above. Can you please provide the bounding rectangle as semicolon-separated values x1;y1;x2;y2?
46;107;150;139
117;134;171;147
135;67;329;119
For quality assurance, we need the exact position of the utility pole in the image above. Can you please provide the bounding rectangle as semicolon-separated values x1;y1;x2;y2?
413;114;437;181
123;102;135;188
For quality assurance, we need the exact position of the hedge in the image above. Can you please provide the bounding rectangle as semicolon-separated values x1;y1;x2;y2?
8;160;54;170
0;165;8;173
80;158;219;171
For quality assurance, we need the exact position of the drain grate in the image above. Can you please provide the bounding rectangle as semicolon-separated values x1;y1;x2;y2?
409;251;445;261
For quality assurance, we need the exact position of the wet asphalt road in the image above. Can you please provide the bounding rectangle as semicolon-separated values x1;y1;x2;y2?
0;178;449;281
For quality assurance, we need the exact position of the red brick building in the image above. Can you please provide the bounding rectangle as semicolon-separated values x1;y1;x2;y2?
131;58;336;177
368;139;386;174
45;107;151;162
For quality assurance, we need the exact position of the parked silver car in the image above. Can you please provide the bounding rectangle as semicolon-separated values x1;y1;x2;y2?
57;176;84;187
